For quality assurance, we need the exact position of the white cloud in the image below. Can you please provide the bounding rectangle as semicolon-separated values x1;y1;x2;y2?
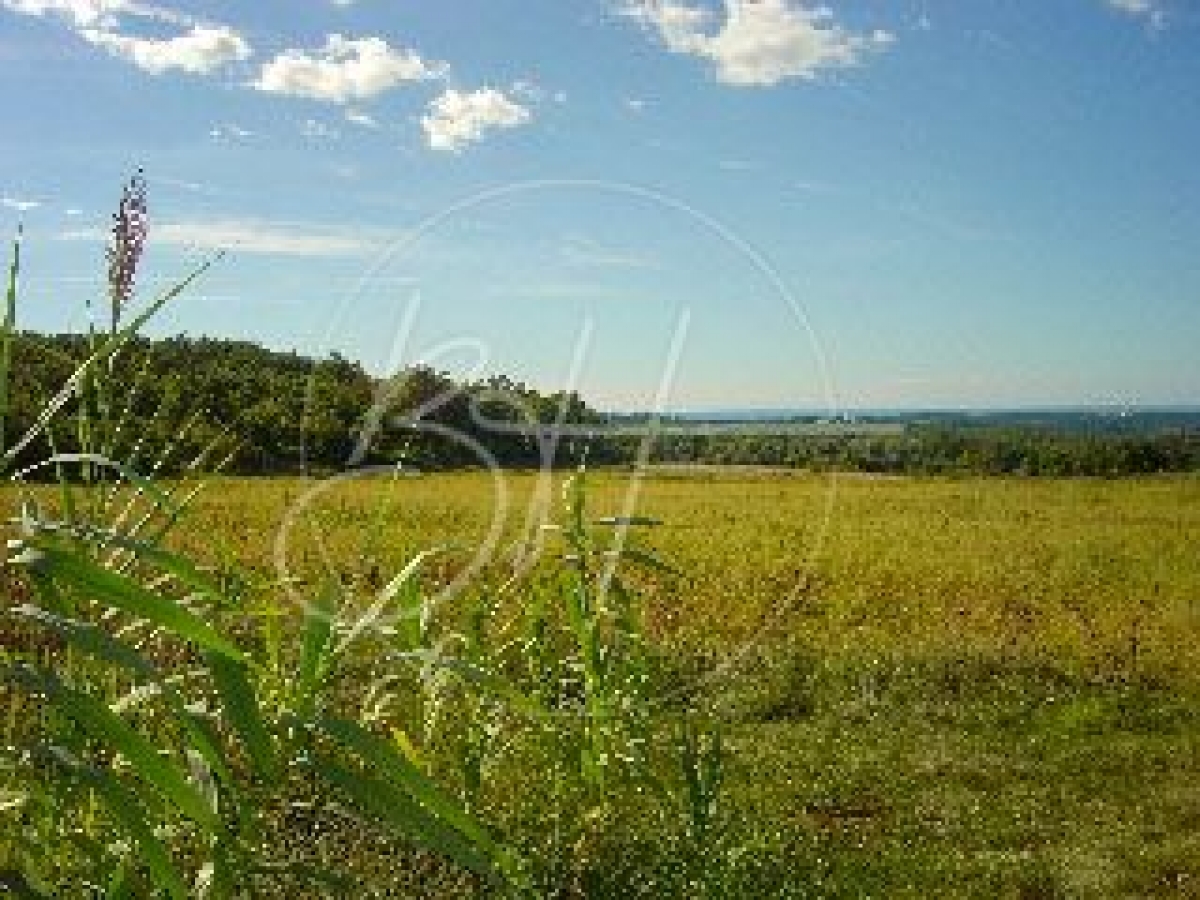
300;118;339;140
156;218;380;255
421;87;531;153
1108;0;1152;12
345;108;379;128
511;79;565;104
3;0;199;30
80;23;250;74
1;0;125;28
1105;0;1166;26
209;122;253;141
61;216;384;256
624;97;649;111
149;174;207;193
253;34;445;103
622;0;892;86
2;196;40;212
65;207;83;216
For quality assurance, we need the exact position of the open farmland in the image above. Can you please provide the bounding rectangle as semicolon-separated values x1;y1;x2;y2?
87;469;1200;896
174;470;1200;680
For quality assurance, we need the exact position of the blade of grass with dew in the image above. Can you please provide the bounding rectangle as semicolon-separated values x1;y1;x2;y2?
13;454;183;526
601;547;683;578
43;522;228;603
205;652;278;782
5;603;238;791
391;652;545;720
335;546;455;659
309;752;504;885
73;762;189;900
16;543;246;662
294;580;337;720
5;665;220;834
247;861;355;894
317;715;505;852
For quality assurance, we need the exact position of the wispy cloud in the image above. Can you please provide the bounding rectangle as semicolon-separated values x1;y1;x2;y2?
147;174;210;194
80;23;250;74
61;216;387;256
560;234;656;270
1105;0;1166;27
4;0;249;76
209;122;253;142
300;118;340;140
511;79;566;104
2;0;128;29
5;0;198;28
2;195;41;212
252;34;445;103
421;87;531;153
621;0;893;87
345;108;379;128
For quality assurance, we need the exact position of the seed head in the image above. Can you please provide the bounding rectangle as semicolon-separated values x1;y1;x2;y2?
106;169;148;331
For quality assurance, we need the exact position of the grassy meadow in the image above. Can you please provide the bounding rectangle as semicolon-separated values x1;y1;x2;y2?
41;467;1191;897
176;469;1200;678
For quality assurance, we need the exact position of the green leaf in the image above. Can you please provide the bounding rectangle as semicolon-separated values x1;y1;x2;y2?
0;868;54;900
391;651;545;720
5;665;220;834
5;604;156;679
104;859;135;899
312;754;500;883
6;604;239;792
317;716;493;848
247;861;354;893
78;764;190;900
26;544;246;662
606;547;682;578
206;652;278;782
294;582;336;719
336;546;451;657
0;228;20;463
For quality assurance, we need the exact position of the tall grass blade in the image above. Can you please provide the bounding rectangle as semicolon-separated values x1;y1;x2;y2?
1;253;221;473
206;652;278;782
6;603;238;790
311;753;502;884
0;868;53;900
0;229;19;461
13;453;182;524
73;761;189;900
335;546;452;658
6;665;220;834
21;544;245;662
316;716;501;850
294;582;337;717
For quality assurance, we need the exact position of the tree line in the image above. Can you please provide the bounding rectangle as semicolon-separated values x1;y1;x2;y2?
7;331;1198;477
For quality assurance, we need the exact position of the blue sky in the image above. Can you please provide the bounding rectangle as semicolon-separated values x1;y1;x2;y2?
1;0;1197;411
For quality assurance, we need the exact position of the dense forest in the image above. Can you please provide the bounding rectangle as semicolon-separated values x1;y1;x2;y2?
7;331;1198;477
